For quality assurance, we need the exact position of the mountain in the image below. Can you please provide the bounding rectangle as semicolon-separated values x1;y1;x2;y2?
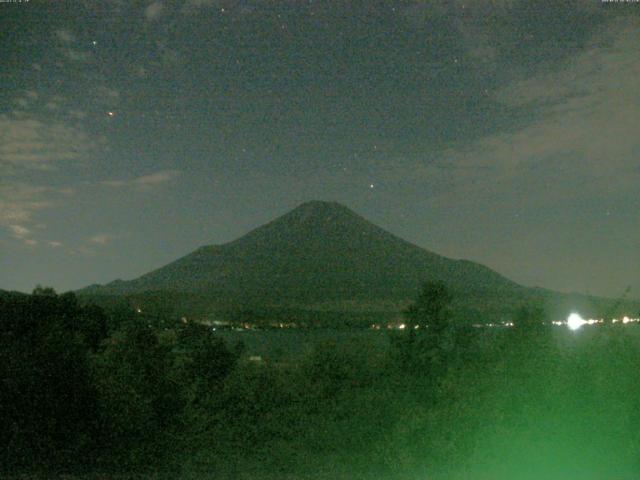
78;201;637;323
81;201;522;300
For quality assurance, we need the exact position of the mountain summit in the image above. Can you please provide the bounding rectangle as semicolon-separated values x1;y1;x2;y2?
81;201;522;305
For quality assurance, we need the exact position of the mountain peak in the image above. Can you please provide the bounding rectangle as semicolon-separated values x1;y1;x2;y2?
284;200;365;223
290;200;354;217
295;200;346;209
221;201;363;239
225;200;369;250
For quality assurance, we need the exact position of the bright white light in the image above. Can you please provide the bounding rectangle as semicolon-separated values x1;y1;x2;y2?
567;312;586;331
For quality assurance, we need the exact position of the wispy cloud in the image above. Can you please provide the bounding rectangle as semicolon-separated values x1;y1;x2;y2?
102;169;181;189
4;221;43;247
69;109;87;120
95;86;120;105
89;233;115;246
53;28;93;63
0;182;77;248
1;84;104;249
135;169;182;186
8;224;31;239
153;40;181;67
400;0;600;73
0;114;99;171
0;183;51;226
411;17;640;207
61;48;93;63
145;1;165;20
54;29;76;44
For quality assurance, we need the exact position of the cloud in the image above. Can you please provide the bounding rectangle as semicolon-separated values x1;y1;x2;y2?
415;17;640;207
145;1;165;20
100;179;128;188
0;90;101;246
154;40;181;66
89;234;114;246
61;48;93;63
54;29;76;44
134;65;148;78
0;183;52;226
0;182;78;249
101;169;181;189
399;0;601;73
95;86;120;105
0;182;80;249
69;109;87;120
4;221;42;247
53;29;93;63
13;90;39;110
0;114;99;170
8;224;31;239
45;95;66;111
398;1;510;72
135;169;181;186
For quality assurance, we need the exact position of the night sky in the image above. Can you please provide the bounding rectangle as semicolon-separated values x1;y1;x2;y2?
1;0;638;297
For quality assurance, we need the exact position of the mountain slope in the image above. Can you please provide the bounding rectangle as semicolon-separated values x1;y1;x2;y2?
81;201;523;304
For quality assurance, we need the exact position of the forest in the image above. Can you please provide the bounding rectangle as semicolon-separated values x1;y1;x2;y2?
2;286;640;479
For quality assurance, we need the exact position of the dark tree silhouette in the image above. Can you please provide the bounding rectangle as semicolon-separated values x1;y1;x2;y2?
404;281;453;333
0;288;104;470
392;281;455;374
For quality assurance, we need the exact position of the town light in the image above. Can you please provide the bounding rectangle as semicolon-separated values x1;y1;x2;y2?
567;312;586;331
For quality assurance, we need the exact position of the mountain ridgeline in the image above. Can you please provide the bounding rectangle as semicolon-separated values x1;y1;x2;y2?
79;201;636;323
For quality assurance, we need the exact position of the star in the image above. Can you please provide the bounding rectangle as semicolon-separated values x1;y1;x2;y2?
369;183;375;189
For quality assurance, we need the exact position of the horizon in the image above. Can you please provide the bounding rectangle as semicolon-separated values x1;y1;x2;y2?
2;1;639;297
